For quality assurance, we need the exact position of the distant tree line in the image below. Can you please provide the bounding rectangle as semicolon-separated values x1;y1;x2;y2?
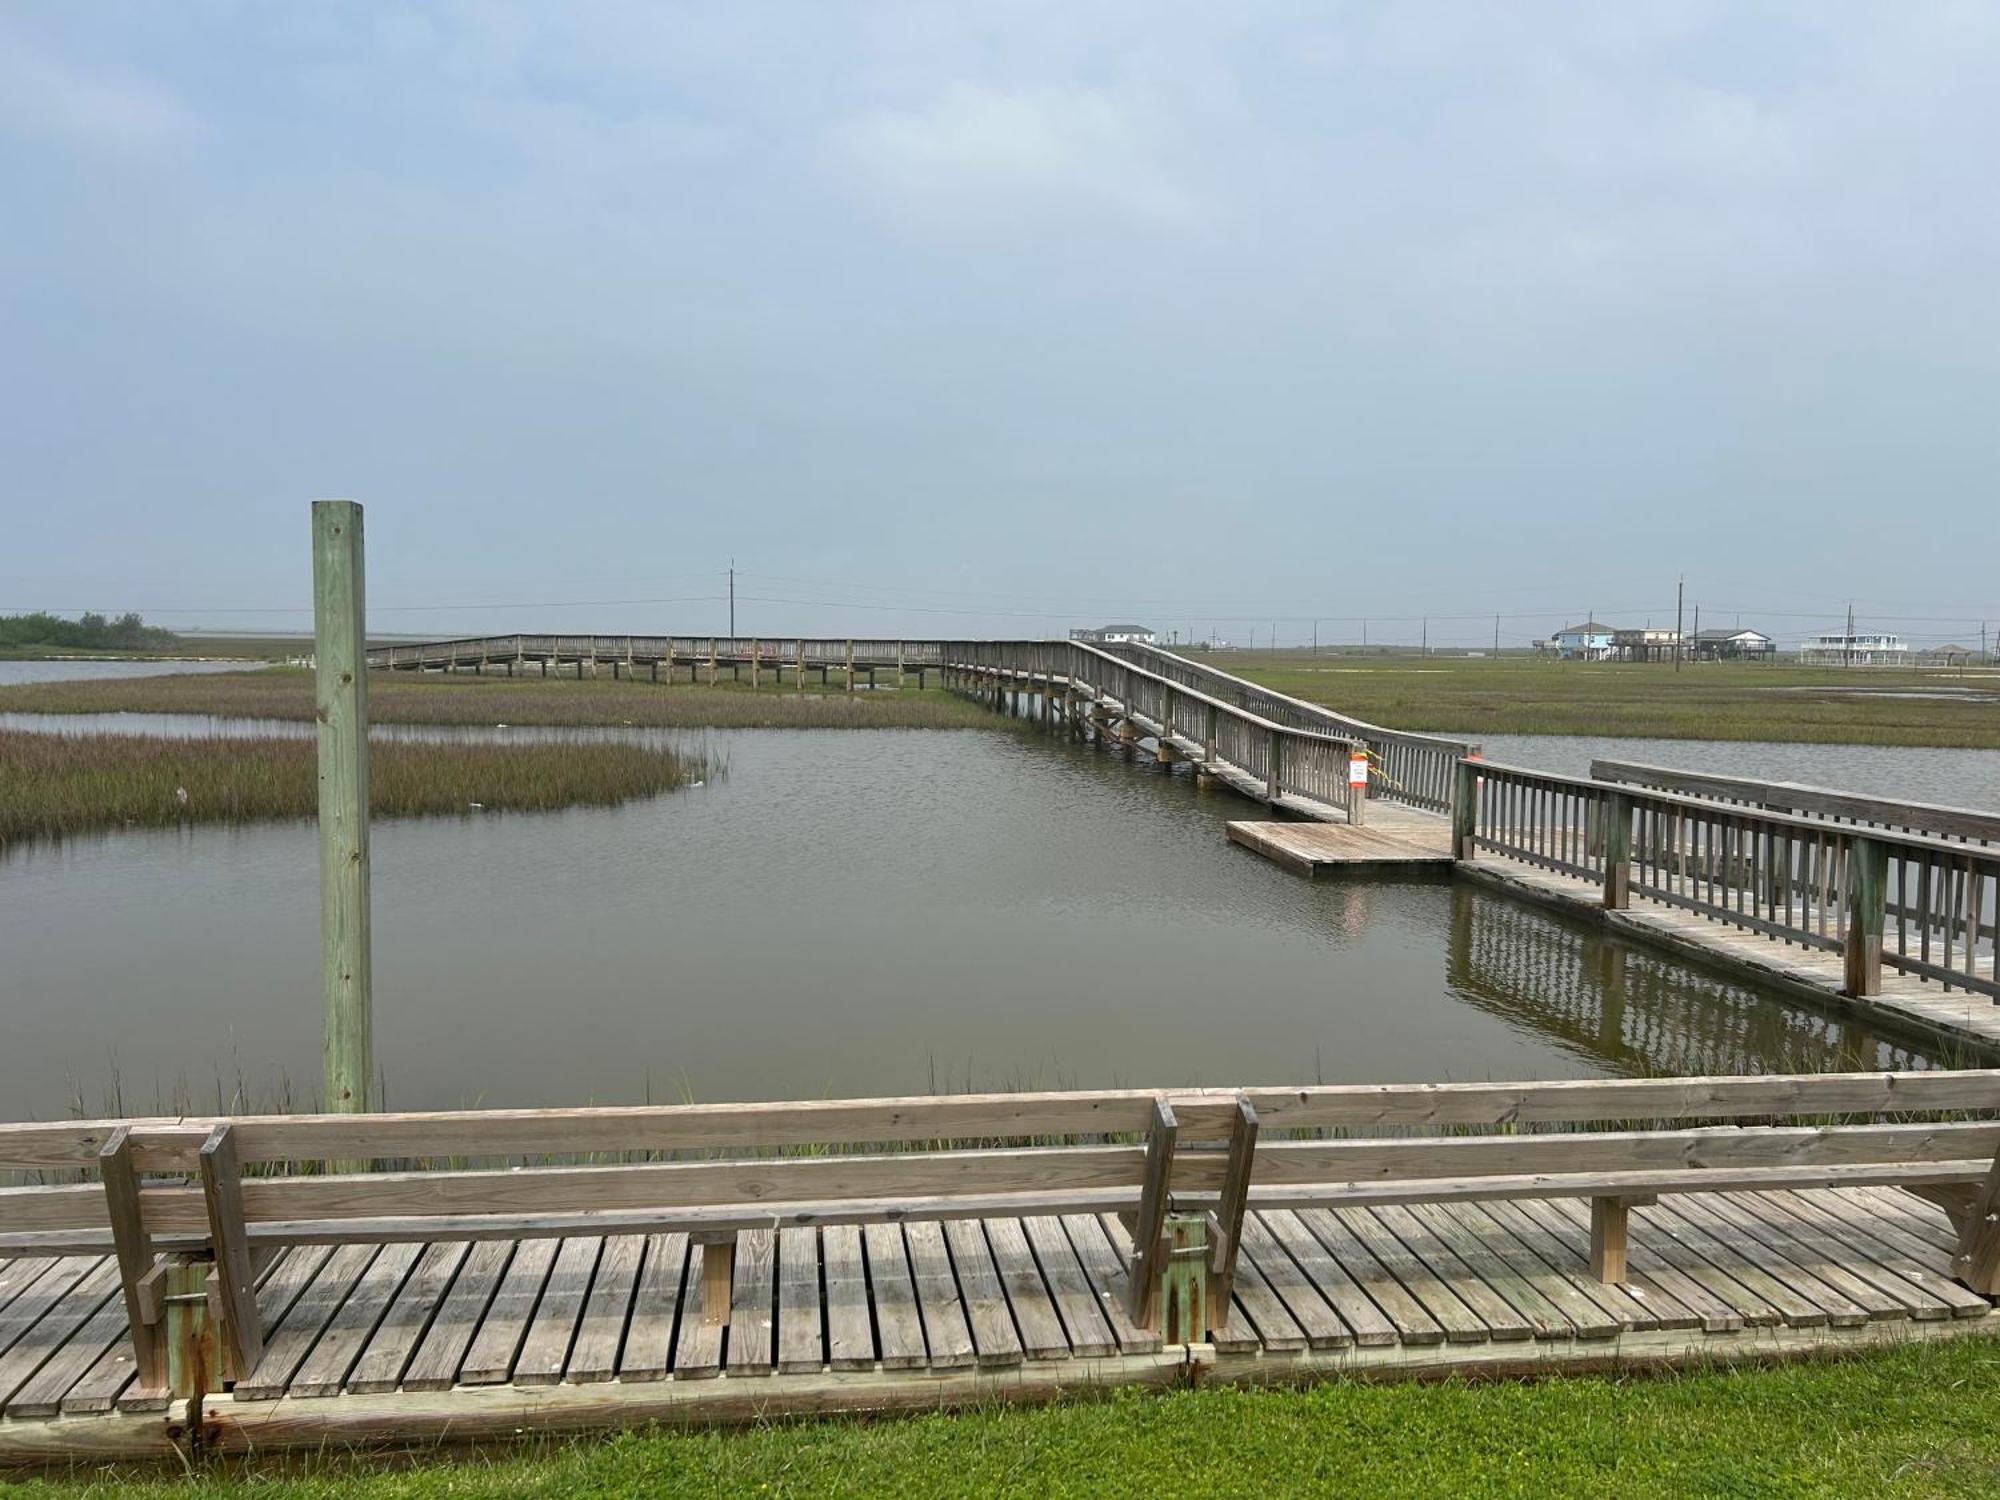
0;611;182;651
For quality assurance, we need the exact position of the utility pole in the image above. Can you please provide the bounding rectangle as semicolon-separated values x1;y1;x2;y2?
1674;575;1684;672
1422;617;1428;657
728;561;735;639
1493;613;1500;655
1692;603;1700;664
1845;601;1856;669
1312;619;1319;656
312;501;372;1115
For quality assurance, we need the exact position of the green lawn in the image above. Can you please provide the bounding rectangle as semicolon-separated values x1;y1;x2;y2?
9;1338;1999;1498
1210;651;2000;749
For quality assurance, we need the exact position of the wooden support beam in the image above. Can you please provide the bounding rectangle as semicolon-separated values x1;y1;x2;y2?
1844;836;1887;997
164;1255;216;1403
1125;1099;1179;1327
1347;748;1368;826
1205;1098;1259;1335
311;499;372;1115
99;1126;165;1393
1452;758;1478;860
198;1125;265;1381
694;1231;735;1327
1588;1193;1654;1284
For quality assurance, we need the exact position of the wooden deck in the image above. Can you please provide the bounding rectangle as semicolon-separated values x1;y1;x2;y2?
1462;860;2000;1058
1;1189;1991;1459
1227;805;1453;874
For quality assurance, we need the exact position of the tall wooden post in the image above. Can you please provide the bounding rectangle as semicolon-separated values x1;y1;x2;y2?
1843;836;1887;997
1602;792;1631;909
312;501;372;1114
1451;759;1479;860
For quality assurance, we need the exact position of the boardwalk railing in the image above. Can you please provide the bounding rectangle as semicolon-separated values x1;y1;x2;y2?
1459;760;2000;1001
366;636;943;683
1592;760;2000;848
942;640;1371;822
7;1070;2000;1403
1106;642;1478;815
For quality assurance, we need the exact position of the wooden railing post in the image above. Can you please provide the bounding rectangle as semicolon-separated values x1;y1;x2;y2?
1205;1098;1258;1336
1452;758;1479;860
1844;835;1887;997
1603;791;1631;909
1266;730;1283;801
311;500;372;1115
99;1126;165;1394
1347;747;1369;827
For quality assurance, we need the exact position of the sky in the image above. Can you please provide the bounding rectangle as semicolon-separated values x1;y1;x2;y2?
2;2;1996;650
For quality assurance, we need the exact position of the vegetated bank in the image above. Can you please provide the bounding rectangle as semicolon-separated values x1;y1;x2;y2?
0;610;184;660
8;1338;2000;1497
1213;650;2000;749
0;669;998;730
0;729;706;846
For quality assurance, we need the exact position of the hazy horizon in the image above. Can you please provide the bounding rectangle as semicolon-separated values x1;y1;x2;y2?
4;4;1995;650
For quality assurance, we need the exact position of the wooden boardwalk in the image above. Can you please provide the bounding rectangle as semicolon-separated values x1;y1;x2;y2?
1463;861;2000;1058
1;1190;1991;1458
1227;806;1453;875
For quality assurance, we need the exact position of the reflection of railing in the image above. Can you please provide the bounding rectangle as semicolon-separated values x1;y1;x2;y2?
1445;887;1935;1076
1103;643;1478;815
942;639;1368;823
1462;760;2000;1000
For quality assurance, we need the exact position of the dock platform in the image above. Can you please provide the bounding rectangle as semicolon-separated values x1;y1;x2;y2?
1;1189;1991;1461
1227;803;1453;875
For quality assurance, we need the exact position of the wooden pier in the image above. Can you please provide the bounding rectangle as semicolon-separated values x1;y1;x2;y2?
6;1066;2000;1462
1226;808;1453;875
0;1188;1989;1461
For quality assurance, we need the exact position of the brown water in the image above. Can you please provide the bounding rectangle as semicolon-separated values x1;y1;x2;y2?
0;725;1942;1121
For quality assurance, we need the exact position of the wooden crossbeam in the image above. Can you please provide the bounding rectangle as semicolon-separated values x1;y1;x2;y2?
198;1124;265;1381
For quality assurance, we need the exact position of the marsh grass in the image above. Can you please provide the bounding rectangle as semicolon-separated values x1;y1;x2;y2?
0;729;705;847
1211;651;2000;748
0;669;996;730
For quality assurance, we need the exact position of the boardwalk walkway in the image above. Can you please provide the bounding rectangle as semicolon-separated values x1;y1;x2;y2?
1;1190;1989;1459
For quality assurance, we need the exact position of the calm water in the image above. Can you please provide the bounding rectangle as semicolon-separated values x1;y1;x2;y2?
0;726;1942;1119
0;659;257;686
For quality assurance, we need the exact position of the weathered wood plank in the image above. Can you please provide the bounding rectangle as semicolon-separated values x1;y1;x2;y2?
459;1237;557;1386
1294;1209;1445;1345
1235;1214;1349;1349
235;1244;381;1400
1406;1202;1595;1339
1022;1216;1116;1358
0;1259;121;1414
566;1235;645;1383
1372;1203;1535;1342
671;1236;724;1379
1335;1208;1490;1344
725;1230;776;1376
1060;1215;1159;1355
903;1221;974;1370
1469;1199;1672;1332
1256;1209;1397;1347
347;1240;471;1394
287;1241;422;1397
615;1233;687;1383
821;1225;874;1371
985;1218;1070;1360
942;1219;1023;1367
776;1227;823;1374
401;1239;511;1392
863;1223;927;1369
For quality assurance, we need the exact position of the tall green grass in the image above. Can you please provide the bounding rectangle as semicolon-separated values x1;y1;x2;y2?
0;729;705;847
0;670;996;730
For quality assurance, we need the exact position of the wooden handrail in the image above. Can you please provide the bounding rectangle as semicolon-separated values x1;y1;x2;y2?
1592;759;2000;846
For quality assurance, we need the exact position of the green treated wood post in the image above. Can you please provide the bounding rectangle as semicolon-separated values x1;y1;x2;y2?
1161;1213;1208;1346
1451;758;1479;860
1603;791;1631;909
1843;836;1887;997
313;500;372;1114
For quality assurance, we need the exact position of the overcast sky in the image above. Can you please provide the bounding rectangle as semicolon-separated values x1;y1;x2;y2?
3;3;1995;648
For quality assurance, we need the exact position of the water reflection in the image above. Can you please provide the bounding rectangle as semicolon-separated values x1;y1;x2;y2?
1444;885;1932;1075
